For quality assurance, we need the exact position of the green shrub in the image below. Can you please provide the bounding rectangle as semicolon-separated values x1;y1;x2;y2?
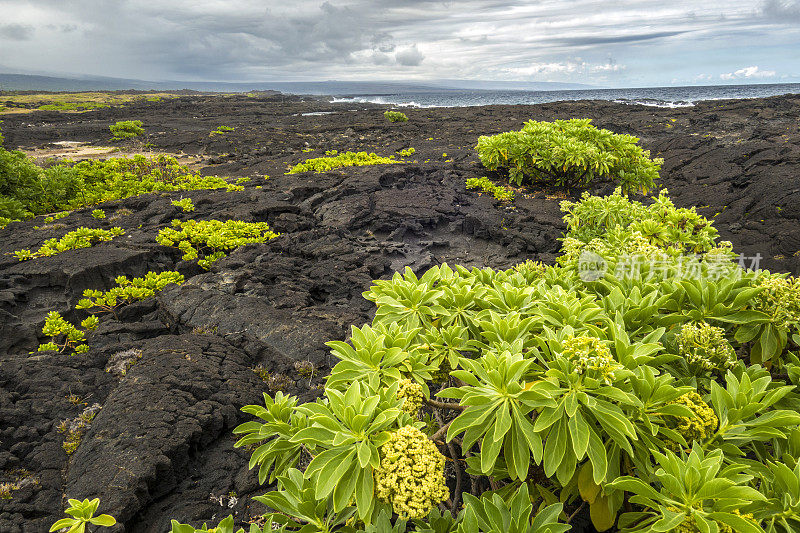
76;271;184;318
288;151;401;174
0;152;241;226
156;219;280;269
384;111;409;123
38;311;91;354
396;147;416;157
13;226;124;261
171;198;195;212
465;176;515;202
558;187;719;260
109;120;144;140
91;209;105;219
210;125;235;136
38;270;182;355
44;211;69;223
475;118;662;193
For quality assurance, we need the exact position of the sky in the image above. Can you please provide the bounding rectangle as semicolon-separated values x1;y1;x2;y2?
0;0;799;88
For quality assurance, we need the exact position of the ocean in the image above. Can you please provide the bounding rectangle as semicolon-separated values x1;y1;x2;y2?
330;82;800;109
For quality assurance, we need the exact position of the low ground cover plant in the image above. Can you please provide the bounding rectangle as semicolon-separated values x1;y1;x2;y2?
465;176;515;202
0;92;176;114
476;118;662;193
171;198;195;212
109;120;144;140
13;226;124;261
288;151;402;174
49;498;116;533
76;271;185;318
38;271;184;354
211;125;235;136
384;111;409;123
0;128;242;227
156;219;280;269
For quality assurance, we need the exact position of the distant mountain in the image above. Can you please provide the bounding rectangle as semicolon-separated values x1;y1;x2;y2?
424;79;600;91
0;72;599;94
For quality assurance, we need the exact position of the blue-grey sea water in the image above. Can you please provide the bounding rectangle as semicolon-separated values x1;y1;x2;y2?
330;83;800;108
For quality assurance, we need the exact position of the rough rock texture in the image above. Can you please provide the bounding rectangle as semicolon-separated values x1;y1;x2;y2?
0;93;799;532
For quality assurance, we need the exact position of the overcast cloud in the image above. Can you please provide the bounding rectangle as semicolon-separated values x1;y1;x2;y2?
0;0;798;86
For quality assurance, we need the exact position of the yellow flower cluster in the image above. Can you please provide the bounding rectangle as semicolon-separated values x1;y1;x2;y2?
753;273;800;332
666;392;718;451
396;379;425;416
374;425;449;519
513;259;547;283
677;322;736;371
561;336;619;383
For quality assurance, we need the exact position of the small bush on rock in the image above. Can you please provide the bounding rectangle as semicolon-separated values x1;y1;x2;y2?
288;151;401;174
384;111;409;123
476;118;662;193
465;176;515;202
0;148;241;226
13;226;124;261
76;271;184;318
156;219;280;269
109;120;144;140
171;198;195;212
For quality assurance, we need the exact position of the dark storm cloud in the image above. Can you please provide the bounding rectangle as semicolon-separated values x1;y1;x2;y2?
0;23;33;40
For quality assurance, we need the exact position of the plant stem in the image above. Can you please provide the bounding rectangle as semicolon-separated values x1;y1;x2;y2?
430;420;452;442
566;501;586;524
426;398;466;411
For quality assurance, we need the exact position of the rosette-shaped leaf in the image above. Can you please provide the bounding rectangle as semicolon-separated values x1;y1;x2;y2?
440;350;555;481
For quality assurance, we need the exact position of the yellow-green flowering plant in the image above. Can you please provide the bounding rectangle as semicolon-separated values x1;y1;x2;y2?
156;219;279;269
610;445;765;533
